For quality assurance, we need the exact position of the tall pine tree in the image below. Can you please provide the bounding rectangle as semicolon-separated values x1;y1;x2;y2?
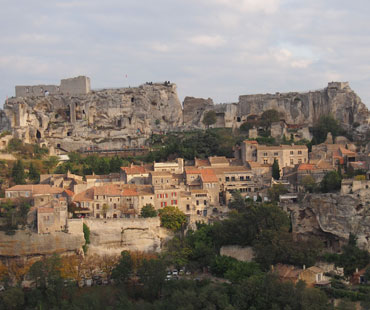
272;159;280;180
12;160;26;184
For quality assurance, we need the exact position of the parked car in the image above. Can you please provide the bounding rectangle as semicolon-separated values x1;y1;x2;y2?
172;270;178;276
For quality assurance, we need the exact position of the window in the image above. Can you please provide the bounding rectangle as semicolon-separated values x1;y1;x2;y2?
231;177;235;182
196;200;199;206
290;159;294;165
186;204;190;211
263;152;268;156
165;193;168;198
298;151;302;155
225;177;230;182
264;159;268;164
246;176;250;181
274;152;278;156
171;200;177;205
298;159;302;164
114;203;117;209
240;176;244;181
204;200;207;205
96;204;100;209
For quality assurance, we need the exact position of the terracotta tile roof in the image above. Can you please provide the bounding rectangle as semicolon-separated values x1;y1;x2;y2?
200;169;219;183
185;168;201;174
209;156;229;165
339;146;356;156
274;264;302;281
195;158;210;167
122;189;138;196
298;164;316;171
73;187;95;202
306;266;324;274
63;189;74;197
94;185;122;196
244;140;258;144
120;165;147;174
150;171;172;177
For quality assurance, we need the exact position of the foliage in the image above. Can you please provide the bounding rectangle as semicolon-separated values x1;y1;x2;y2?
311;115;346;145
240;121;255;133
111;251;133;285
82;223;90;253
137;257;167;301
228;190;247;211
28;162;40;183
158;206;187;231
42;156;59;173
0;198;31;232
11;160;26;185
272;159;280;180
320;170;342;193
267;183;288;202
140;204;157;218
325;234;370;277
202;110;217;127
0;287;25;310
301;175;317;193
260;109;280;129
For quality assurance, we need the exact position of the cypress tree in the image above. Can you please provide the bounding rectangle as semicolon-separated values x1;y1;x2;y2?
272;159;280;180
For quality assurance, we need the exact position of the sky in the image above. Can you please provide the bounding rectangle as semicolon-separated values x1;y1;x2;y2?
1;0;370;108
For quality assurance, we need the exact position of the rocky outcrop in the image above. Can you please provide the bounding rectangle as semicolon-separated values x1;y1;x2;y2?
237;82;369;127
1;80;369;149
1;82;183;151
0;231;84;257
182;82;370;133
83;218;172;256
288;191;370;252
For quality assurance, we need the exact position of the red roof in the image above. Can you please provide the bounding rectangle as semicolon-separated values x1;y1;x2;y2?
120;165;147;175
185;168;201;174
63;189;74;197
122;189;138;197
298;164;315;171
200;169;218;183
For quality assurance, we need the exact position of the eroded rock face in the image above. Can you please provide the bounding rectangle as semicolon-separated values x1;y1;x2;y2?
1;83;183;151
83;218;172;256
0;231;84;257
237;82;369;127
289;192;370;252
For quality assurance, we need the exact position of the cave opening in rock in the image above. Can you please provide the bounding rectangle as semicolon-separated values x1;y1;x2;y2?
36;130;41;139
117;119;122;127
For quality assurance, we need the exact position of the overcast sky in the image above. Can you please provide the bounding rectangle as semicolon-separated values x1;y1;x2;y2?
1;0;370;108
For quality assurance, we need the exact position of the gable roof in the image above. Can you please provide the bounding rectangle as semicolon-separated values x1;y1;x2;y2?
200;169;218;183
120;165;147;174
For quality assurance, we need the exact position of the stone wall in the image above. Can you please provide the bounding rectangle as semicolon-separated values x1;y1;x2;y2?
14;76;90;98
83;218;172;256
0;231;84;257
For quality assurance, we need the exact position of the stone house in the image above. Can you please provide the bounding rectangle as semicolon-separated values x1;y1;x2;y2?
120;165;149;184
240;140;308;174
153;158;184;174
37;199;68;234
299;266;329;287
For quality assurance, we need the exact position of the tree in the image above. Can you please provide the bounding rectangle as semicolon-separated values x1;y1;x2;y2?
82;223;90;253
260;109;280;130
311;115;346;145
11;160;26;185
228;191;247;211
137;258;167;300
111;251;133;285
272;159;280;180
268;184;287;202
320;170;342;193
42;156;59;173
301;175;316;193
140;204;157;218
158;206;187;231
202;111;217;128
28;162;40;183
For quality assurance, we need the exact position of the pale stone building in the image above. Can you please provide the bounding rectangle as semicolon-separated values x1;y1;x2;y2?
37;199;68;234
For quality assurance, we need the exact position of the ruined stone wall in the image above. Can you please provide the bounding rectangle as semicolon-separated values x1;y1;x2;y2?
60;76;91;96
14;76;90;98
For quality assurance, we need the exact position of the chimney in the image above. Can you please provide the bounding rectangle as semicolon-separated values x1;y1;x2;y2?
356;268;359;273
303;265;306;270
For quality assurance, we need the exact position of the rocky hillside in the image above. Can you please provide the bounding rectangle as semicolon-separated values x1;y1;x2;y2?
0;82;183;152
288;191;370;252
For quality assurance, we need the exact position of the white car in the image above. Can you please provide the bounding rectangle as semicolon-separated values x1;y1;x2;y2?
172;270;178;276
